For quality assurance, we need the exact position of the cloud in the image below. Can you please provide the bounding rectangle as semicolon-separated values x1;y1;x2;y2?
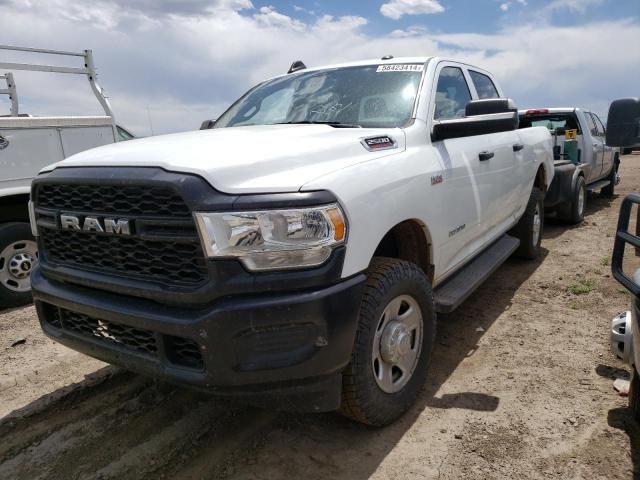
544;0;603;14
380;0;445;20
500;3;511;12
0;1;637;135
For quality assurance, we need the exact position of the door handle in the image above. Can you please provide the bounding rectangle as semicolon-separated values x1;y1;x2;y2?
512;143;525;152
479;151;494;161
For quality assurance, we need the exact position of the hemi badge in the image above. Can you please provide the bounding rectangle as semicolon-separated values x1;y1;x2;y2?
361;135;397;152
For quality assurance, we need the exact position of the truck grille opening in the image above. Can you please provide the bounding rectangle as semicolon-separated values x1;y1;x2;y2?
165;336;205;370
41;229;208;286
36;184;191;217
34;183;210;287
42;304;204;370
45;305;158;357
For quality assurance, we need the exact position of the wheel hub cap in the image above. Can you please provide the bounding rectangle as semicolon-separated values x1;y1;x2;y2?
0;240;38;293
372;295;423;394
381;321;412;364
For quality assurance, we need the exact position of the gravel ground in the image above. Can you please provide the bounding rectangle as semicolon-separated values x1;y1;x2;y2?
1;154;639;480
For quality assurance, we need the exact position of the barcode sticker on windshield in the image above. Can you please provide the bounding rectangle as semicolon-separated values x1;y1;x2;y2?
376;64;424;73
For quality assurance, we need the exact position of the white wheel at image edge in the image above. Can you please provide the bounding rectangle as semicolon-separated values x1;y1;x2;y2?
341;257;436;427
0;223;37;308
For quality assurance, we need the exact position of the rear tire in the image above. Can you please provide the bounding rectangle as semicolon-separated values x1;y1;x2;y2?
557;176;586;224
601;160;617;198
0;222;37;308
340;257;436;427
512;187;543;260
630;368;640;423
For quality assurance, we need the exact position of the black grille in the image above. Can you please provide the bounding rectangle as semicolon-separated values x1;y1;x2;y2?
35;183;209;287
48;306;158;357
41;229;208;286
36;184;191;217
166;336;205;370
42;304;204;369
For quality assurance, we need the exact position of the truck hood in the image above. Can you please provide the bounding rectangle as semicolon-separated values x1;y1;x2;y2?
50;125;406;194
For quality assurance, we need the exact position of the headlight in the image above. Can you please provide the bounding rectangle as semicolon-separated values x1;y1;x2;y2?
194;204;346;271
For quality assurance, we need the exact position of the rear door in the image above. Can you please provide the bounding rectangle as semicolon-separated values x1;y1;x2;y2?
465;68;522;234
591;112;614;178
584;111;605;181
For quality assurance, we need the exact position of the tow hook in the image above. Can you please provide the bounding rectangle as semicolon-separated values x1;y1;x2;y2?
611;311;633;365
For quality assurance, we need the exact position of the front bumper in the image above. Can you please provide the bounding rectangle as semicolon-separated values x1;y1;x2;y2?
32;267;366;412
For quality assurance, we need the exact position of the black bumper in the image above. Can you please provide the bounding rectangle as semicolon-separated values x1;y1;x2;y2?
32;268;366;412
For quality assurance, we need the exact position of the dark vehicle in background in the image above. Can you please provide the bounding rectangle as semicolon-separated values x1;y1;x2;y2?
608;98;640;420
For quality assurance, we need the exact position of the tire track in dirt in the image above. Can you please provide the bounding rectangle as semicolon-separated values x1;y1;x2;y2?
0;371;277;480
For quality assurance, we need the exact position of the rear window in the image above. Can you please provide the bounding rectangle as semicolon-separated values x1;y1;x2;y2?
469;70;499;99
518;113;581;133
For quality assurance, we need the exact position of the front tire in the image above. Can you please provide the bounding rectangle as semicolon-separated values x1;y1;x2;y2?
340;257;436;427
0;222;38;308
512;187;543;260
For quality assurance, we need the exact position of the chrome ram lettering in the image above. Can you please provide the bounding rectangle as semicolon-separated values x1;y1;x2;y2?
60;214;131;235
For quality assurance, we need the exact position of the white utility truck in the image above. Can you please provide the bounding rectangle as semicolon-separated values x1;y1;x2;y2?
0;45;132;307
30;57;553;426
518;108;620;224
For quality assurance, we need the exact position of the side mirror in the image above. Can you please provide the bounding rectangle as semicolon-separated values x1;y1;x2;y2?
606;98;640;147
200;118;217;130
432;98;518;142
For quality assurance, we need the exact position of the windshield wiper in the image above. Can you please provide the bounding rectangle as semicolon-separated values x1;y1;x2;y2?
275;121;362;128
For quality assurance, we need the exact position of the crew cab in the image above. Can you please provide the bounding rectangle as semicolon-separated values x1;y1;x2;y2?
29;57;553;426
518;108;620;224
0;45;132;308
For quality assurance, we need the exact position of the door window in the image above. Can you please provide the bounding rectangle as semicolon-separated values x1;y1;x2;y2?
469;70;499;99
584;112;599;137
591;113;606;137
434;67;472;120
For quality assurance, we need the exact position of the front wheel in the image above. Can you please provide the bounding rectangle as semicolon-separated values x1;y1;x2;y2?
340;258;436;427
0;222;38;308
512;187;543;260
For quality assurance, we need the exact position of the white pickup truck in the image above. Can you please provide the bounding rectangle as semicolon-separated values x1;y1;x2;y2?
0;45;132;307
29;57;553;426
519;108;620;224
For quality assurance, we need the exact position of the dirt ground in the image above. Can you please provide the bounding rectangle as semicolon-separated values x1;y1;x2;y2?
1;155;640;480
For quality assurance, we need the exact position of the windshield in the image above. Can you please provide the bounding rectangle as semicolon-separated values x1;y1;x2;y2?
215;65;424;129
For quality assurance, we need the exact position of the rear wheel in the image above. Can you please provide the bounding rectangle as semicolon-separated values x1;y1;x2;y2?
558;176;586;224
601;160;618;198
340;257;436;427
512;187;543;260
0;223;38;308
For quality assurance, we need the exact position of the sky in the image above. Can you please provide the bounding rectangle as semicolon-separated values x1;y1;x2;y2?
0;0;639;135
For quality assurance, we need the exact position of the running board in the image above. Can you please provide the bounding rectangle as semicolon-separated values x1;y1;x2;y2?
587;179;611;192
434;235;520;314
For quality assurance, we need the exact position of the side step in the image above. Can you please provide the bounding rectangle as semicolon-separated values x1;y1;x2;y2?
434;235;520;314
586;179;611;192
